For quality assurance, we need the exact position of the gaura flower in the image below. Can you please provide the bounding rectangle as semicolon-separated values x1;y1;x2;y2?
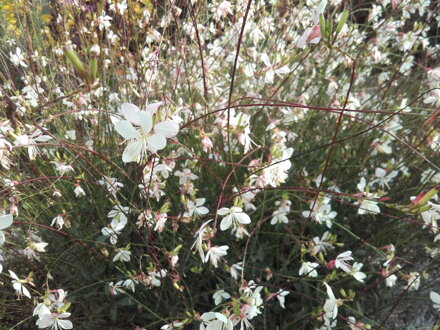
217;207;251;231
114;103;179;163
102;216;127;245
205;245;228;268
323;282;343;320
36;312;73;329
9;270;31;299
299;261;319;278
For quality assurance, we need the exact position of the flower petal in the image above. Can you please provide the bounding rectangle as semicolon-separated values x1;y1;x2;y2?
237;212;251;224
121;103;140;124
220;216;232;231
138;111;153;135
8;270;19;280
58;319;73;329
154;120;179;138
217;208;230;216
431;291;440;304
22;285;31;298
114;120;140;139
145;101;163;115
122;139;144;163
147;133;166;152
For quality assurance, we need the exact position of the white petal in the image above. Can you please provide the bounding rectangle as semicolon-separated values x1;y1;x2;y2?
261;53;271;66
220;216;232;231
145;101;163;115
34;135;52;142
9;270;20;281
338;251;352;259
324;282;335;300
237;212;251;224
431;291;440;304
138;111;153;135
58;319;73;329
296;28;311;49
101;227;112;237
217;208;230;216
215;312;228;323
0;214;13;230
197;206;209;215
375;168;386;178
147;133;167;152
114;120;140;139
154;120;179;138
276;65;290;75
122;139;144;163
22;285;31;298
121;103;141;124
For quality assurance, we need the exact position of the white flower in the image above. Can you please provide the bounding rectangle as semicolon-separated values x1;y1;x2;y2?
148;269;166;287
314;204;337;228
350;262;366;283
98;176;124;197
51;215;65;230
109;281;125;296
10;47;28;67
33;303;51;318
191;219;213;260
205;245;228;268
335;251;354;273
102;216;127;245
356;178;380;215
122;278;137;292
153;212;168;232
217;207;251;231
73;185;86;198
358;199;380;215
323;282;342;320
14;129;52;160
54;161;74;175
386;274;397;287
36;312;73;329
108;206;129;222
110;0;128;14
372;167;398;189
174;168;198;184
423;90;440;107
31;242;49;253
405;272;420;291
9;270;31;299
184;198;209;217
114;103;179;162
213;289;230;305
200;312;233;330
230;262;243;280
299;261;319;277
271;209;289;224
430;291;440;311
260;53;290;84
113;248;131;262
97;11;112;30
312;231;333;255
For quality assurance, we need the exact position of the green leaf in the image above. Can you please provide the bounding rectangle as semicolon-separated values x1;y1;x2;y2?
64;47;86;75
335;10;349;35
